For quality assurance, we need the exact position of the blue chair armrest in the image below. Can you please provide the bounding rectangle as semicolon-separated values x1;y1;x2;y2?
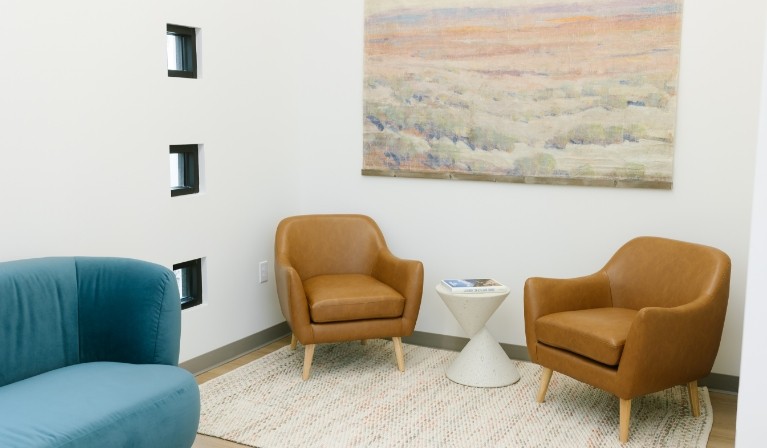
76;257;181;366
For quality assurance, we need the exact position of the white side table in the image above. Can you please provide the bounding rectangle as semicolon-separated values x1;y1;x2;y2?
436;283;521;387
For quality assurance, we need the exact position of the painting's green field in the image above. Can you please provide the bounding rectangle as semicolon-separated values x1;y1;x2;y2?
363;3;682;188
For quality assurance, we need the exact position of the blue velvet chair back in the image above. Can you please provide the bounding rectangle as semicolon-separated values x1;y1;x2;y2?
0;257;181;387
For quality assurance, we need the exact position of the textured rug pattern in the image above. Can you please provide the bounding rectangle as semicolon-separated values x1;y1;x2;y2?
198;340;712;447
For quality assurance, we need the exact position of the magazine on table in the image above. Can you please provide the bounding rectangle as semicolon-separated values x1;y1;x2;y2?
440;278;506;293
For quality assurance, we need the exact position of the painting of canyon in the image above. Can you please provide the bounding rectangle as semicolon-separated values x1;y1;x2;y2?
363;0;683;188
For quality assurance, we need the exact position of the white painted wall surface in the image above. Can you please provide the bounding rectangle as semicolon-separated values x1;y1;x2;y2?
293;0;766;377
0;0;300;360
0;0;765;379
735;5;767;445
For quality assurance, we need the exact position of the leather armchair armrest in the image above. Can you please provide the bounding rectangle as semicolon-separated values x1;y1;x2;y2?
372;250;424;331
274;259;314;343
616;294;727;397
524;272;612;361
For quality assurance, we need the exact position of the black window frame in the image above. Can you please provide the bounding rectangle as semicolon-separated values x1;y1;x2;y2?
174;258;203;310
170;144;199;197
167;24;197;78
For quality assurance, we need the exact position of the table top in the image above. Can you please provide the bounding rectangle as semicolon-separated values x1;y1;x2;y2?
435;283;510;298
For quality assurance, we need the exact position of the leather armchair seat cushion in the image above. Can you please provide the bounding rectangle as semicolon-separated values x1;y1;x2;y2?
536;308;637;366
305;274;405;323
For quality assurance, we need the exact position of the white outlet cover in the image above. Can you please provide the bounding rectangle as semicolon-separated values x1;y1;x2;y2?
259;261;268;283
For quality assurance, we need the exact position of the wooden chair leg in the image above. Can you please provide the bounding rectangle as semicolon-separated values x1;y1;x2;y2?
290;334;298;350
302;344;315;380
688;380;701;417
392;337;405;372
536;368;553;403
619;398;631;443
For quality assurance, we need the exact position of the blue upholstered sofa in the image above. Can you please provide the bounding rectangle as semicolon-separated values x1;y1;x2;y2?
0;257;200;448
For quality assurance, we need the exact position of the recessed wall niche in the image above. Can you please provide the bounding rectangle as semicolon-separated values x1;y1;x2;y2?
167;24;198;78
170;144;201;197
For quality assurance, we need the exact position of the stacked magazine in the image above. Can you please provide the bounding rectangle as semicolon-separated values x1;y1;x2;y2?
440;278;506;293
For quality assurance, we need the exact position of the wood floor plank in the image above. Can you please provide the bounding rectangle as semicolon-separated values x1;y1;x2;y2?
192;338;737;448
193;434;245;448
708;391;737;447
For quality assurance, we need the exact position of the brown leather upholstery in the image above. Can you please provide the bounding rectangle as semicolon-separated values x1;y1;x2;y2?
275;214;424;379
536;307;637;366
304;274;405;322
524;236;731;442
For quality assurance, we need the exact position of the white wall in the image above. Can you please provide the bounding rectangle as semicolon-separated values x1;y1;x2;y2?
1;0;765;378
0;0;298;360
735;6;767;445
293;0;767;377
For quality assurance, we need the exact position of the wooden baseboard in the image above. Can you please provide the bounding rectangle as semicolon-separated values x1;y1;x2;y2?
180;321;290;375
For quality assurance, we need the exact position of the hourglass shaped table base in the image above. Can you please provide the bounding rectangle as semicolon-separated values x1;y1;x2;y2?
437;284;521;388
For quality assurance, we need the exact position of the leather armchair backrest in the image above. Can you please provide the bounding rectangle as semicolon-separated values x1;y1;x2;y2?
275;214;387;280
604;236;731;310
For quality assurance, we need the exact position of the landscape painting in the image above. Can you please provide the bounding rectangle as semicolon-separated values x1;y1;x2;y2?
363;0;683;189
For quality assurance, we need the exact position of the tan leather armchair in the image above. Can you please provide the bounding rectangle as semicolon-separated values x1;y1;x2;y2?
524;236;730;443
275;214;424;380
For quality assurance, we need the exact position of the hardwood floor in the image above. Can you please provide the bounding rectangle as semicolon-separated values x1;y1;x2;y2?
192;337;292;448
708;392;738;448
192;336;737;448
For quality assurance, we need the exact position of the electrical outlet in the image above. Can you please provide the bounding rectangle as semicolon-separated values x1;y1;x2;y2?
259;261;268;283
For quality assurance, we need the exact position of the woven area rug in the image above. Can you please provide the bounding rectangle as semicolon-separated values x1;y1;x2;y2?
198;340;712;447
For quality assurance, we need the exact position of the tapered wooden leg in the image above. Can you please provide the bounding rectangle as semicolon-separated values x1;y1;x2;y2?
392;337;405;372
619;398;631;443
302;344;315;380
536;368;553;403
360;339;367;345
688;381;701;417
290;334;298;350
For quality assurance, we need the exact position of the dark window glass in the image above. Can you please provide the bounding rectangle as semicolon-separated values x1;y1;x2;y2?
173;258;203;310
167;24;197;78
170;144;199;196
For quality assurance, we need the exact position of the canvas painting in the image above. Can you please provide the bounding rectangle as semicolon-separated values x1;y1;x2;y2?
363;0;683;189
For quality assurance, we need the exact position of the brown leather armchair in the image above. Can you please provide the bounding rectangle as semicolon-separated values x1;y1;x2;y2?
275;214;424;380
524;236;730;443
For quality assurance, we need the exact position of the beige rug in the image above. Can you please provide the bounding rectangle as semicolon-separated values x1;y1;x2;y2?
198;340;712;447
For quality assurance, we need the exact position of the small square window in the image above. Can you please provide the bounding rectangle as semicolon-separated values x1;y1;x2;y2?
170;144;199;196
174;258;203;310
167;24;197;78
